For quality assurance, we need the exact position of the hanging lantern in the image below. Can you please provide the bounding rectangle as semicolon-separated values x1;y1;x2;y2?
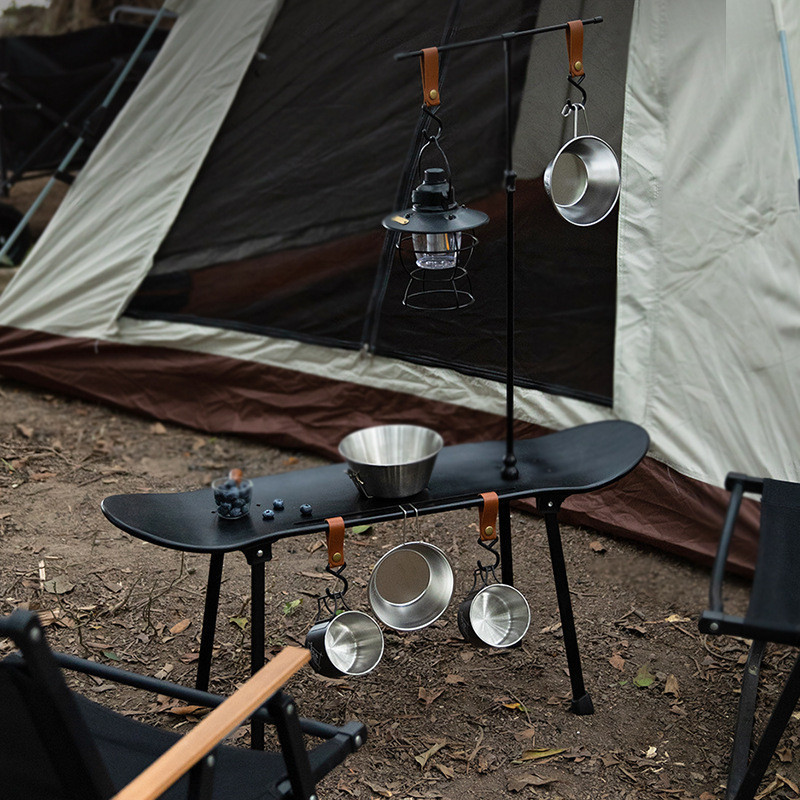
383;167;488;310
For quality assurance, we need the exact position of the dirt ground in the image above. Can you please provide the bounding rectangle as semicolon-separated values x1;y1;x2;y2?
0;380;799;800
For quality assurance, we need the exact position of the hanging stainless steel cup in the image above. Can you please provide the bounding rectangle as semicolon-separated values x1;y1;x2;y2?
305;610;384;678
543;102;620;226
458;583;531;648
368;541;454;631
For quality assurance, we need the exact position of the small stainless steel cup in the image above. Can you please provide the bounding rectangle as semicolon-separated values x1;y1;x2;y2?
458;583;530;648
305;610;384;677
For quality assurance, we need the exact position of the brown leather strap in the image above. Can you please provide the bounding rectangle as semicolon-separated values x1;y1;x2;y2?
566;20;585;77
326;517;345;568
479;492;499;541
420;47;440;107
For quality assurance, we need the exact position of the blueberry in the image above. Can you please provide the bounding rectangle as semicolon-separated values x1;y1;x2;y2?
273;499;285;510
300;503;312;516
229;506;242;517
223;479;237;490
262;509;275;520
241;503;250;515
217;503;232;515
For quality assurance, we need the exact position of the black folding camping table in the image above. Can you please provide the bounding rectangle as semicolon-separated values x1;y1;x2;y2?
102;419;649;745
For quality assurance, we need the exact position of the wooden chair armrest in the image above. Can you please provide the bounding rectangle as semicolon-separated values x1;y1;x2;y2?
111;646;311;800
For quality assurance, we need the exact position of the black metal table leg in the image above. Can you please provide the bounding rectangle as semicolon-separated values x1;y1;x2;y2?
195;552;224;692
734;651;800;800
540;497;594;715
499;498;514;586
250;559;266;750
727;639;766;799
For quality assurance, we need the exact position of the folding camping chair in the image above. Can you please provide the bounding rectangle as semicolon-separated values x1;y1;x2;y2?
0;608;366;800
699;472;800;800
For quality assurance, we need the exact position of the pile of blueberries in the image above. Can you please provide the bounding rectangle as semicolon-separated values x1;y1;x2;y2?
213;478;252;519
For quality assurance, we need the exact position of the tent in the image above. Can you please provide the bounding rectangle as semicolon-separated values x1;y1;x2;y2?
0;0;796;571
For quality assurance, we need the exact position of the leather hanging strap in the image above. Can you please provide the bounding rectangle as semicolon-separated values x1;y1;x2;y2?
565;20;585;77
326;517;345;568
420;47;441;107
479;492;499;542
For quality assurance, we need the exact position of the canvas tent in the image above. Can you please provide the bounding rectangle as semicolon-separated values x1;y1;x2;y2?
0;0;796;572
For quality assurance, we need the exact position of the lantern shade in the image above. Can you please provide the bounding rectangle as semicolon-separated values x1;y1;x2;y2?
382;167;489;234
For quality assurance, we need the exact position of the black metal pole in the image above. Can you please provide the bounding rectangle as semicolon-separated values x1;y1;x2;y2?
394;17;603;61
195;552;224;692
501;37;519;481
250;561;265;750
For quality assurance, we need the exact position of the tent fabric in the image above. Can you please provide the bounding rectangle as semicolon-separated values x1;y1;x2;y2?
0;0;797;570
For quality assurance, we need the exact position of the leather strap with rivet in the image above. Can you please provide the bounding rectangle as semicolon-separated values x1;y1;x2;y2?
420;47;440;107
326;516;345;568
565;20;585;77
479;492;499;542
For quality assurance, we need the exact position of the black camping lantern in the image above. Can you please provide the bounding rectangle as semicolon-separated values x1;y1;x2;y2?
383;166;488;311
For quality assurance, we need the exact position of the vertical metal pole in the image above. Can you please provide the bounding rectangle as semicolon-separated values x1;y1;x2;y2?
195;552;224;692
250;561;265;750
542;500;594;715
502;37;519;481
499;498;514;585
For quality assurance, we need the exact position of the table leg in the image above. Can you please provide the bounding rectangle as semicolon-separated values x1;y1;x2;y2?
541;501;594;715
499;498;514;586
251;560;265;750
195;552;224;692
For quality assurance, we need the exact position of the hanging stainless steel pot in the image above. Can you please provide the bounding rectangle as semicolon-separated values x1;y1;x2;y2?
543;102;620;226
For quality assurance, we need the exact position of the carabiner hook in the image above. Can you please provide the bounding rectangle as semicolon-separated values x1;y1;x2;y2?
324;562;349;597
421;104;443;141
477;535;501;572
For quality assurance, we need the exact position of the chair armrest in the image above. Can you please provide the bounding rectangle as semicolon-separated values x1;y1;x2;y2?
708;473;764;612
111;646;310;800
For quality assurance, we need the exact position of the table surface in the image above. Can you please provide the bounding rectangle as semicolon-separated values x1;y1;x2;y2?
101;420;649;557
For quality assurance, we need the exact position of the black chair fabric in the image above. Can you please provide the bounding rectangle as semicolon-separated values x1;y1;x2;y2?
0;609;365;800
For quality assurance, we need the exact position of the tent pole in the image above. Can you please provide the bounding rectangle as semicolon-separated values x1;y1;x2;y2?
0;3;172;265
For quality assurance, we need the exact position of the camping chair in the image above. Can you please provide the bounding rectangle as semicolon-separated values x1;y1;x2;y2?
699;472;800;800
0;608;366;800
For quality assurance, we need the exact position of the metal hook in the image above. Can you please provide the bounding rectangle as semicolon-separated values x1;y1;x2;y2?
407;503;421;539
421;105;443;141
477;535;501;572
324;561;349;597
566;73;587;106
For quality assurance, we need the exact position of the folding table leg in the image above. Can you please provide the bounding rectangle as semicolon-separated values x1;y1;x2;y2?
727;639;766;799
250;560;266;750
541;500;594;715
734;651;800;800
195;552;224;692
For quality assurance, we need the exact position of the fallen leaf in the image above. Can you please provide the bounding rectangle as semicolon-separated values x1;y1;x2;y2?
30;472;57;481
589;540;606;553
169;618;191;635
778;747;793;763
507;773;557;791
513;727;537;746
229;616;248;630
645;746;657;758
518;747;566;762
282;599;302;616
362;781;392;798
445;674;466;685
351;525;372;535
150;422;168;435
778;774;800;794
418;687;445;705
43;576;75;595
167;704;207;716
414;740;446;770
663;674;680;697
434;763;455;779
16;424;33;438
102;650;121;661
609;653;625;671
634;664;655;688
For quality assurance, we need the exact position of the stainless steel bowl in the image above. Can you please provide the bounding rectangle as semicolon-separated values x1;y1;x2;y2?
368;541;454;631
339;424;443;499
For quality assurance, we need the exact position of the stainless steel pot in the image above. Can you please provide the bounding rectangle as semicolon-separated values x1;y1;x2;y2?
368;541;454;630
543;102;620;227
339;425;443;499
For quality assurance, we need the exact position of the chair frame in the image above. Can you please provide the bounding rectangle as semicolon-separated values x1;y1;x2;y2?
699;472;800;800
0;608;365;800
